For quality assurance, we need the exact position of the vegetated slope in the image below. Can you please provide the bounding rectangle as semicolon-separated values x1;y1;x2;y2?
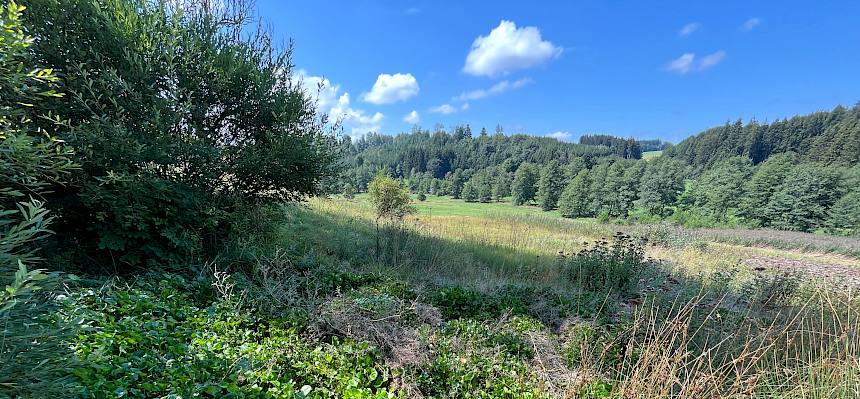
336;104;860;236
341;129;613;189
665;104;860;168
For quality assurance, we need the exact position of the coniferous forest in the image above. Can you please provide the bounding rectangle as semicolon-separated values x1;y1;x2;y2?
339;104;860;235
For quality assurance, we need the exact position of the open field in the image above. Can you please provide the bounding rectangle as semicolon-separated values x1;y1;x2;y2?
274;196;860;397
349;194;860;276
642;150;663;159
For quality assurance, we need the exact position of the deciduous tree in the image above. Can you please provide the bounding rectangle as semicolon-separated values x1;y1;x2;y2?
537;161;564;211
511;163;538;206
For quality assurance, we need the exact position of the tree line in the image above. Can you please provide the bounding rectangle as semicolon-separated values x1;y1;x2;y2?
338;127;679;192
579;134;649;159
340;107;860;235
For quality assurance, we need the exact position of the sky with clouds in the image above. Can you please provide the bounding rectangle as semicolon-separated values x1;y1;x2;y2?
258;0;860;142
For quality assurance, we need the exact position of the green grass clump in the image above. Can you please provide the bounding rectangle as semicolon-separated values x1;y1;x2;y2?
410;318;550;399
431;286;499;320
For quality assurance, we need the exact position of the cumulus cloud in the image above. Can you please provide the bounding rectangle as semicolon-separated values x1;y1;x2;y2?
403;110;420;124
666;50;726;74
295;70;341;110
547;131;573;142
742;17;761;31
453;78;532;102
297;70;384;137
679;22;701;36
463;20;562;77
362;73;420;104
330;93;384;136
429;103;469;115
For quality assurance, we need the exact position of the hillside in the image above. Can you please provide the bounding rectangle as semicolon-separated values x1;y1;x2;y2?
339;107;860;235
665;104;860;168
341;129;614;190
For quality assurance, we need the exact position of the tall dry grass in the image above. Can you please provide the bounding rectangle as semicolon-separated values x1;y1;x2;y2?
567;289;860;398
303;198;860;397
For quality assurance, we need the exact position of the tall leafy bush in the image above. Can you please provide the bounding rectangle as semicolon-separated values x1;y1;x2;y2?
21;0;338;268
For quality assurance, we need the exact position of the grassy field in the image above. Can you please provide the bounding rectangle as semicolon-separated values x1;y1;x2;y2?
406;193;563;218
284;195;860;397
353;193;860;271
47;194;860;397
642;150;663;159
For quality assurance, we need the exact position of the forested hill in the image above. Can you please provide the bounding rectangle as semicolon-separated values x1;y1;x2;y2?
341;127;614;188
338;104;860;235
665;104;860;168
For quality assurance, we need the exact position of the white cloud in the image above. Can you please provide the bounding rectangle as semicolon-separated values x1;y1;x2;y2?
666;53;696;74
463;20;562;77
296;70;341;110
547;131;573;142
362;73;420;104
665;50;726;74
430;104;457;115
297;70;384;137
429;102;470;115
403;110;420;124
742;17;761;31
330;93;384;136
454;78;532;102
404;7;421;14
699;50;726;69
679;22;700;36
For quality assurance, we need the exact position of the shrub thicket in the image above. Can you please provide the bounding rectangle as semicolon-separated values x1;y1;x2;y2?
20;0;338;270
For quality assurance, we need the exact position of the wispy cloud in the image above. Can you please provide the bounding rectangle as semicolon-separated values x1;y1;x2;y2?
666;53;696;74
404;7;421;15
679;22;701;36
666;50;726;74
742;17;761;31
429;103;470;115
453;78;532;102
699;50;726;69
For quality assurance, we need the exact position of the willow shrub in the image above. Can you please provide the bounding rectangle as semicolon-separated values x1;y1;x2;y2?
21;0;339;270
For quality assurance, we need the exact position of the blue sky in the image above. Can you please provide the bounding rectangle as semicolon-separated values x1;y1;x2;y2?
256;0;860;143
